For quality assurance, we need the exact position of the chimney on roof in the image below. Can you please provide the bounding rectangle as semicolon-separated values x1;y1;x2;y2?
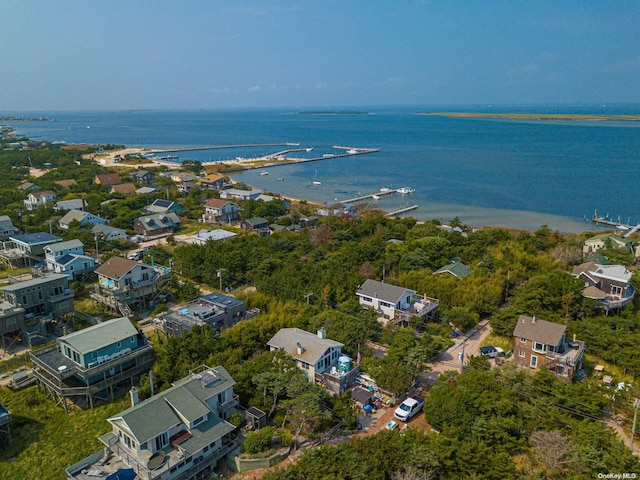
296;342;305;355
318;328;326;339
573;333;576;342
129;386;139;407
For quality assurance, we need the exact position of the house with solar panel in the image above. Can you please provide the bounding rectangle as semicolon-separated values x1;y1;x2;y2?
30;317;153;411
144;199;185;215
65;365;239;480
356;279;439;326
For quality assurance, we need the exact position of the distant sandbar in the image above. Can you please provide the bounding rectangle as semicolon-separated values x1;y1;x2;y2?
417;112;640;121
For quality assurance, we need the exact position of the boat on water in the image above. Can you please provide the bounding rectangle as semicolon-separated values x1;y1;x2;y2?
276;177;284;181
396;187;415;194
323;154;335;158
379;187;393;193
305;148;314;152
616;224;630;231
260;171;268;176
347;149;358;154
372;194;381;200
312;181;322;186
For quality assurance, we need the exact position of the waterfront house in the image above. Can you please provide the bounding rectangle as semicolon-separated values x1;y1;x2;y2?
134;213;181;238
0;215;19;240
513;314;585;383
129;170;155;184
256;194;291;209
1;273;74;319
202;198;241;224
433;260;472;278
53;198;86;212
44;239;95;279
65;365;239;480
219;188;261;201
199;173;225;190
267;328;359;394
582;233;633;256
92;224;129;243
23;190;55;211
30;317;153;411
356;278;439;326
572;261;634;313
144;199;185;215
190;229;238;245
91;256;171;314
95;173;122;186
240;217;270;235
110;183;137;195
160;292;246;338
58;209;107;230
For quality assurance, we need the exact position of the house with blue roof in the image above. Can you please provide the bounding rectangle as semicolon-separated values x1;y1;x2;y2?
8;232;62;258
44;239;95;279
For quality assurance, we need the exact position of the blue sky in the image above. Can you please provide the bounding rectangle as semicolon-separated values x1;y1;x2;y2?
2;1;639;110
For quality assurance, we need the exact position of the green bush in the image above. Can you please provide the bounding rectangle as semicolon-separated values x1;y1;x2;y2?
244;426;276;454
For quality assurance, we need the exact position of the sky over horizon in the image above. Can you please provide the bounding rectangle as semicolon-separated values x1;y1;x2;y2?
2;1;640;111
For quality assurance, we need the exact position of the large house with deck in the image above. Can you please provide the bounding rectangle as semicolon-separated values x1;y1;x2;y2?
30;317;153;411
513;314;585;383
356;279;438;326
572;261;635;313
65;365;239;480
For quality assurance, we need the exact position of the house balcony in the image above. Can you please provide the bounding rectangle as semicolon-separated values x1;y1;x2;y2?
394;295;439;326
544;340;586;367
49;289;75;303
30;341;154;396
602;284;635;310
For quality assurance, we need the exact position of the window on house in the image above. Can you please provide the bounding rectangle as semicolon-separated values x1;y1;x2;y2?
117;341;121;348
611;285;623;297
518;350;525;358
520;337;527;343
530;355;538;368
218;390;227;404
533;342;546;353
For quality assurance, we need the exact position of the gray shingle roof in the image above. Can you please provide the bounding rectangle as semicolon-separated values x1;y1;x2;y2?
2;273;69;292
356;279;416;304
267;328;342;365
45;239;83;253
513;315;566;346
60;317;137;355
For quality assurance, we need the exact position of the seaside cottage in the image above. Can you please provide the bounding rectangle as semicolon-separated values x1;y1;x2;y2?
94;173;122;186
202;198;241;224
23;190;55;211
134;213;181;238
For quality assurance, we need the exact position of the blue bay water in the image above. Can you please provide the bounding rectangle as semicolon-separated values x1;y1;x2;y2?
3;106;640;233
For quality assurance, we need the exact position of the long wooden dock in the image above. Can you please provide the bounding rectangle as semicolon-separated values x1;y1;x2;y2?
150;142;300;154
387;205;419;216
341;190;396;203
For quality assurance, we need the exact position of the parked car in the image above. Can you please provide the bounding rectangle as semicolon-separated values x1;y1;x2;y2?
394;396;425;422
128;251;143;261
479;346;504;358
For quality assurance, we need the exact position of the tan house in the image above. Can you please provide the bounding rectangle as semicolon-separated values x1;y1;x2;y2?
91;256;171;315
199;173;225;190
110;183;136;195
513;315;585;383
23;190;55;211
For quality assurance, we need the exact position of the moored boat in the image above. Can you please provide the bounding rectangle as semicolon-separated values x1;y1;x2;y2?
396;187;415;194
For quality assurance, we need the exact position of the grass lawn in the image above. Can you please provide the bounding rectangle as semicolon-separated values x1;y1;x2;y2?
0;386;129;480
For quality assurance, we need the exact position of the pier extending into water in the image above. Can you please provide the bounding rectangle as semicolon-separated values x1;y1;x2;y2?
150;142;301;154
341;190;396;203
387;205;419;216
591;210;639;237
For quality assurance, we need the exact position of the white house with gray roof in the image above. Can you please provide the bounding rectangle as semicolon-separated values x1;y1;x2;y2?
0;215;19;240
58;209;107;230
66;365;238;480
44;239;95;279
267;328;344;382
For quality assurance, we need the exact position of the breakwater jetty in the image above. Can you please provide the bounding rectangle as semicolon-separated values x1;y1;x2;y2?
150;142;300;154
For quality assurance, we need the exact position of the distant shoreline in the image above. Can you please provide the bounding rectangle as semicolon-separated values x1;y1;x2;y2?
417;112;640;121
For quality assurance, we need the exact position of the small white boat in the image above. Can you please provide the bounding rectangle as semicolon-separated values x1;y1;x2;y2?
323;153;335;158
379;187;393;193
306;148;314;152
616;224;630;231
396;187;415;194
372;195;380;200
347;149;358;154
313;181;322;186
260;171;268;176
276;177;284;181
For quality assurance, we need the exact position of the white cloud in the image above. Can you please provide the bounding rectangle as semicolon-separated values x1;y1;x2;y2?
247;85;261;93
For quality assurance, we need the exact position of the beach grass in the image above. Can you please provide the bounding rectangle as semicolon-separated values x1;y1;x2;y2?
0;386;129;480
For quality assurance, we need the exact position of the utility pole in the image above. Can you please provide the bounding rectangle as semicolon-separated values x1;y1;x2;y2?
304;293;313;306
631;398;640;451
94;235;99;261
217;269;225;292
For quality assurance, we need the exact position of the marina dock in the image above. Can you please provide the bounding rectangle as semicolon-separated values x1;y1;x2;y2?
341;190;396;203
150;142;301;154
591;210;639;237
